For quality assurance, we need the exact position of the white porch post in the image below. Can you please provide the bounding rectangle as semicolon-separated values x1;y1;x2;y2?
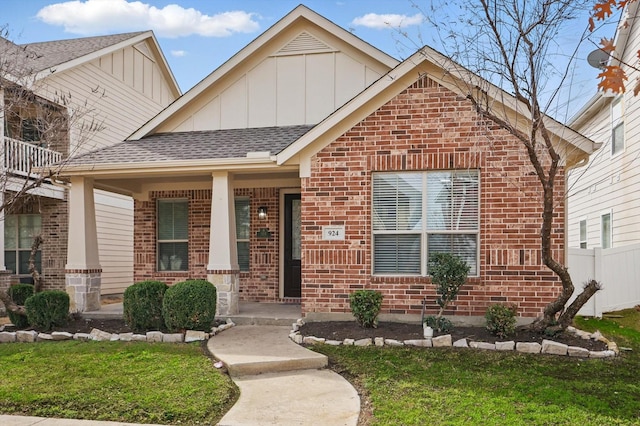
207;171;239;316
65;176;101;312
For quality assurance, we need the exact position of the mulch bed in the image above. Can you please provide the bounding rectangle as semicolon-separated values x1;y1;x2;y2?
300;321;609;351
2;315;608;352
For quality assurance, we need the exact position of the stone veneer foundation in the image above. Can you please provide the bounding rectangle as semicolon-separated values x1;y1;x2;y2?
65;269;101;312
208;270;240;316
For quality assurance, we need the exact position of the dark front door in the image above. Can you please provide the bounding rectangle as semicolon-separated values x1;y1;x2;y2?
283;193;301;298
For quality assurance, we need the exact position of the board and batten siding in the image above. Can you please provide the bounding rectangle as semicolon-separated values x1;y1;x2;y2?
567;11;640;250
94;190;134;295
159;29;391;132
39;40;177;155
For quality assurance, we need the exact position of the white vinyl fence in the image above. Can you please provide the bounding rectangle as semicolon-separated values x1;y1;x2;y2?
568;244;640;317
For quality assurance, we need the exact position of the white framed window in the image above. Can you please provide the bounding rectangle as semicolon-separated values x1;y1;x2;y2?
600;210;612;249
157;199;188;271
372;170;479;276
235;197;250;272
611;97;624;156
579;218;587;249
4;214;42;282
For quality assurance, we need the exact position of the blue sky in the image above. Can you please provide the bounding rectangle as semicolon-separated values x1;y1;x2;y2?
1;0;615;120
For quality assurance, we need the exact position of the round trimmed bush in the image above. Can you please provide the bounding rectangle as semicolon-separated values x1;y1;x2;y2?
123;280;168;331
485;303;518;338
25;290;69;331
349;289;383;328
8;283;34;329
162;280;217;332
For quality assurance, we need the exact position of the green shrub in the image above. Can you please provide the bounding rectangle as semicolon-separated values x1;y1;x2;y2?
162;280;217;332
429;252;470;318
485;304;518;338
349;289;383;328
25;290;69;331
123;280;168;331
7;283;34;329
423;315;453;333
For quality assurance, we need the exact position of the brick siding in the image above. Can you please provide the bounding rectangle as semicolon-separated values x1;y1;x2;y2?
300;75;565;318
133;188;281;302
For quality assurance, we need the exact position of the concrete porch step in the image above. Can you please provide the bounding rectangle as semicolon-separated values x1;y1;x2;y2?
207;325;327;377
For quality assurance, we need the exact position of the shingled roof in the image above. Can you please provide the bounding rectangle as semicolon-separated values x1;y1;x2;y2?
19;32;146;72
66;125;315;166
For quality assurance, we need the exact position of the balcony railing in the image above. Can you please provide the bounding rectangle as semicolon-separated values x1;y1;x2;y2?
3;137;63;178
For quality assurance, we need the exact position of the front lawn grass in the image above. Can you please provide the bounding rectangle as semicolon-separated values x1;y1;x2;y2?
314;311;640;425
0;341;238;425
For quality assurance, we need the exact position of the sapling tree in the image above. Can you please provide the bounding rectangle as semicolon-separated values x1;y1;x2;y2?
424;252;469;332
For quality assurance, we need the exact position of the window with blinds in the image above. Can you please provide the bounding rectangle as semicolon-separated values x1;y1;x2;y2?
157;199;188;271
373;170;479;276
235;198;250;272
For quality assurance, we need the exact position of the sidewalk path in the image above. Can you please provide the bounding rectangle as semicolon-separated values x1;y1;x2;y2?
208;325;360;426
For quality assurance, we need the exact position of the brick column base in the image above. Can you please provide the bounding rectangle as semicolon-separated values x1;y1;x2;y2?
65;269;102;313
207;270;239;316
0;270;15;315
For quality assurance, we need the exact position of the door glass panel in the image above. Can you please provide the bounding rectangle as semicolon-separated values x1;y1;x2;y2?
292;199;301;260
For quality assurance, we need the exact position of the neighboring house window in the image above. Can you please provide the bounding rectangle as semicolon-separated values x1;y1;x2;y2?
4;214;42;283
611;97;624;156
235;198;250;272
579;219;587;249
372;170;479;276
157;200;188;271
601;211;612;249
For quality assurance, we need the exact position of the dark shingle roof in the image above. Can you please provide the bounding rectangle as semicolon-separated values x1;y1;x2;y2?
66;125;315;166
19;32;146;72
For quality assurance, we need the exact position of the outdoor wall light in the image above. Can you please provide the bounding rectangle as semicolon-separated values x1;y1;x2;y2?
258;206;268;220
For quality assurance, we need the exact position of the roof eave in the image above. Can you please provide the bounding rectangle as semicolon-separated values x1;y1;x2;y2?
278;46;598;166
54;156;288;178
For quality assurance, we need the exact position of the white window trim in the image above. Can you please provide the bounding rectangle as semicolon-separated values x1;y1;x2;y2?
371;170;480;277
156;198;189;271
611;96;624;158
235;196;250;272
600;209;612;249
578;217;587;249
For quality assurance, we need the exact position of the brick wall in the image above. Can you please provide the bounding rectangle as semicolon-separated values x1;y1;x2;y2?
133;188;281;302
301;75;565;318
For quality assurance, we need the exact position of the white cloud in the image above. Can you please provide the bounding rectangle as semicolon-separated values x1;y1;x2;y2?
36;0;260;37
351;12;424;30
171;50;186;57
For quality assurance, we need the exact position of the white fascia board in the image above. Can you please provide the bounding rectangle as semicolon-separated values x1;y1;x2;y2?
32;32;154;82
278;45;598;167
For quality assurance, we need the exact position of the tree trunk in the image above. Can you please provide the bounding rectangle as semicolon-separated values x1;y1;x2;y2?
0;290;27;316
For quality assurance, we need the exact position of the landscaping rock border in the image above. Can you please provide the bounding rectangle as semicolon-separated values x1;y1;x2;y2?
0;319;236;344
291;320;618;358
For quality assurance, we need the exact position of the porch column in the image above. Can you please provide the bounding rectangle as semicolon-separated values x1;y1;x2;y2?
207;171;239;316
65;176;101;312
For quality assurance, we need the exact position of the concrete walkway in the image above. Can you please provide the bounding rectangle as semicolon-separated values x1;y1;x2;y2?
208;325;360;425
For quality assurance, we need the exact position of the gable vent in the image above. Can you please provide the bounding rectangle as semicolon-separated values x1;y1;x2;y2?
276;31;334;55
